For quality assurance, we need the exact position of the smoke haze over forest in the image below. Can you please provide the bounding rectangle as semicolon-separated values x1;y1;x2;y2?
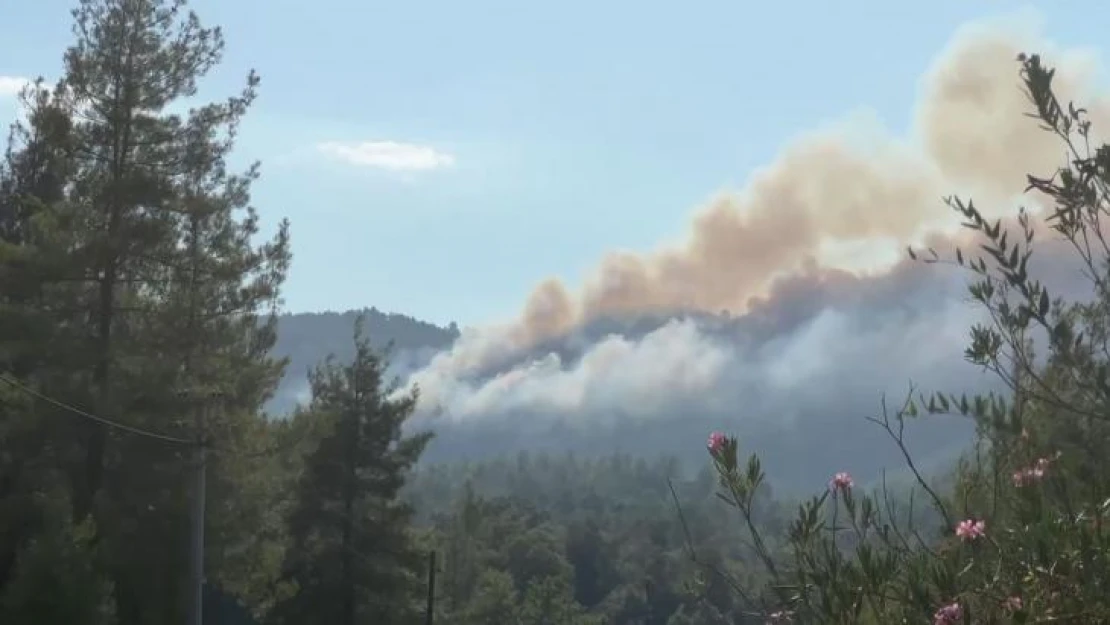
403;21;1099;432
254;15;1110;490
11;3;1110;623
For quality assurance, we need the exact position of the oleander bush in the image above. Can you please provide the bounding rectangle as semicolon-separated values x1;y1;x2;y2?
705;53;1110;625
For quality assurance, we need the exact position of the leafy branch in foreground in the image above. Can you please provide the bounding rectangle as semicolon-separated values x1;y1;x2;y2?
692;52;1110;624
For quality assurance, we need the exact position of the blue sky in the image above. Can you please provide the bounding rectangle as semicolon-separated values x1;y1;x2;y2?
0;0;1105;327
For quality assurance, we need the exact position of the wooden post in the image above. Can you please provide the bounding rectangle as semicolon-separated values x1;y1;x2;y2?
187;400;208;625
424;550;436;625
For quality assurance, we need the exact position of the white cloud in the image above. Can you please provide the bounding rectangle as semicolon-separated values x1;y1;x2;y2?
316;140;455;172
0;76;30;98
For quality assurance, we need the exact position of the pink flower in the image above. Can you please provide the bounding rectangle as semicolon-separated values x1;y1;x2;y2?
1003;595;1023;612
1013;456;1055;486
933;601;962;624
707;431;726;456
828;471;854;493
1012;466;1045;486
955;519;986;541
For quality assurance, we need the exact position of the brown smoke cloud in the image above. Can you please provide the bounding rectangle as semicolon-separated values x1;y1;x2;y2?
508;17;1110;351
400;14;1110;485
400;13;1110;426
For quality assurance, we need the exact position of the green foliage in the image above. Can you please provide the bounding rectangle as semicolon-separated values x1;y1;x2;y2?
1;0;291;622
5;3;1110;625
404;453;788;624
269;319;432;625
0;491;114;625
517;575;604;625
666;602;730;625
701;52;1110;624
462;569;518;624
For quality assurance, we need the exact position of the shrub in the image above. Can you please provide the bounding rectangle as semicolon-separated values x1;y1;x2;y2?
701;53;1110;624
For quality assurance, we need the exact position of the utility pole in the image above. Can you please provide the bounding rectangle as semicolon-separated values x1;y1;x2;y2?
187;398;208;625
185;389;221;625
424;550;436;625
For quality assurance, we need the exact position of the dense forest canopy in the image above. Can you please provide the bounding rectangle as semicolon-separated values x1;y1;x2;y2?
3;1;1110;624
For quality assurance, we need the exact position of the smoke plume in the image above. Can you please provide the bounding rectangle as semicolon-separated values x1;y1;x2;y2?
404;13;1110;480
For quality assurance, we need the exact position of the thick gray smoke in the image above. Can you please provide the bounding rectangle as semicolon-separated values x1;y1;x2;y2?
398;15;1109;488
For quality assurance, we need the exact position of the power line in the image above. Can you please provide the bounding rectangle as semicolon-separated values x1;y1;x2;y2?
0;373;313;459
0;373;196;446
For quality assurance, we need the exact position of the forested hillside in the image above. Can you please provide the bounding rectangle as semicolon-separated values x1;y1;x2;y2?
4;2;1110;625
267;309;458;415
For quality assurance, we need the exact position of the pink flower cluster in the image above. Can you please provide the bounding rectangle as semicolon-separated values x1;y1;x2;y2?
707;431;727;456
933;601;962;624
1012;455;1056;486
701;434;1027;625
955;519;986;541
828;471;853;493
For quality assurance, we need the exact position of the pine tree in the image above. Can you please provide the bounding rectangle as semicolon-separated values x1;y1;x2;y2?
0;1;291;621
274;317;433;625
114;4;290;611
50;0;223;523
0;79;101;614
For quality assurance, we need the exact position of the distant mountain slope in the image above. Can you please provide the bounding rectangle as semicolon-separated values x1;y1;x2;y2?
262;300;991;495
265;307;459;415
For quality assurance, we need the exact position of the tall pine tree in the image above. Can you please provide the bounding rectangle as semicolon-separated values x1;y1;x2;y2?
273;317;433;625
0;78;120;624
1;0;291;622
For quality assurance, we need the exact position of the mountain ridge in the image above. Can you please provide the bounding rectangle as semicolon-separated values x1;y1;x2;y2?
267;307;460;415
265;304;981;494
